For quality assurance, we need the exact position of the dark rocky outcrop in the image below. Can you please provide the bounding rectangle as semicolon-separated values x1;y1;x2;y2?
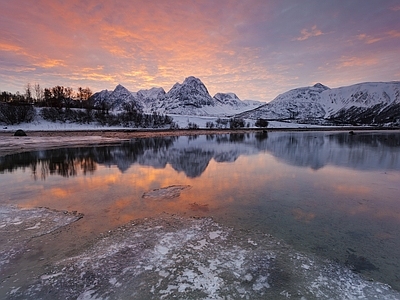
14;129;27;136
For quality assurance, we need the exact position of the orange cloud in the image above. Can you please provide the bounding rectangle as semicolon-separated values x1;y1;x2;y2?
0;42;24;52
35;59;66;68
1;0;399;101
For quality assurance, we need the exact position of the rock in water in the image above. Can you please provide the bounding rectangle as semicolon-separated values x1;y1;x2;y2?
14;129;27;136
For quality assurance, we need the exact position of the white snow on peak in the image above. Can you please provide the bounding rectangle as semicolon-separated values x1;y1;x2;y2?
239;81;400;123
137;87;166;100
90;77;262;117
89;79;400;124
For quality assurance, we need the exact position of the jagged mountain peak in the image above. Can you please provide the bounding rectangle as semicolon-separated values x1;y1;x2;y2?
313;83;330;90
163;76;214;110
112;84;130;94
169;76;210;96
213;92;246;108
137;87;166;99
214;92;240;101
183;76;203;84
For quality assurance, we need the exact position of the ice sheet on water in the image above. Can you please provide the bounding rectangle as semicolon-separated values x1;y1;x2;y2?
142;185;191;200
0;206;82;270
8;214;400;300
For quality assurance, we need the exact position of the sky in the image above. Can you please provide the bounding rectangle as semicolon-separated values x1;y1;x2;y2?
1;0;399;102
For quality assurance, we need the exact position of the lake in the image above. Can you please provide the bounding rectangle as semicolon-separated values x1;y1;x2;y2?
1;131;400;299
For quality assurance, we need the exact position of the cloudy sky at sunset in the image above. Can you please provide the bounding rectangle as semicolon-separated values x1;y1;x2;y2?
1;0;399;101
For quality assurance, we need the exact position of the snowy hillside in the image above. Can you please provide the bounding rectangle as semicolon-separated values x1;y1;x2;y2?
213;92;246;108
238;81;400;125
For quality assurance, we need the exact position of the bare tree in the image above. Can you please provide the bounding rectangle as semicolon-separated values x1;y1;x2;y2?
77;87;92;101
84;87;93;100
65;87;74;99
25;83;32;102
34;83;43;102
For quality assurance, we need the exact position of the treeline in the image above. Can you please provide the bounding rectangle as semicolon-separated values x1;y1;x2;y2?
0;83;93;125
0;83;175;128
204;117;268;129
0;83;93;107
40;107;174;128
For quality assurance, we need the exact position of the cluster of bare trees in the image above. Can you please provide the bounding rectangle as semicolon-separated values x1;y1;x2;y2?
0;83;92;107
1;83;176;128
0;83;94;125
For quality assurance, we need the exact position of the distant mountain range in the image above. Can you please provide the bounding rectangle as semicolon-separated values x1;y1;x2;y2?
90;76;262;117
90;77;400;126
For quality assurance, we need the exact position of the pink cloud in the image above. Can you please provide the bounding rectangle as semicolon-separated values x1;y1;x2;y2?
390;5;400;11
294;25;325;41
386;30;400;38
337;56;379;68
357;34;383;44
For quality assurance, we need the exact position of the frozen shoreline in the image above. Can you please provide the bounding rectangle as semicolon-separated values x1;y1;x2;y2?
1;126;399;157
2;208;399;299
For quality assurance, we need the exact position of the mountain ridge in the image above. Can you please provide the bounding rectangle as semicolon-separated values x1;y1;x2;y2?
90;77;400;125
237;81;400;125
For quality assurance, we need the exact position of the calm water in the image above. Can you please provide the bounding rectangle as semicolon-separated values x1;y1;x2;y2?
1;130;400;293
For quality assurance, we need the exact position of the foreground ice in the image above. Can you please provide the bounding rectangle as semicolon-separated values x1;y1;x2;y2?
0;206;82;269
142;185;191;200
4;214;399;300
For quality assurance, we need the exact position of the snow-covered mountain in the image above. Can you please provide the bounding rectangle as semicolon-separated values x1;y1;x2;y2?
90;76;262;117
213;92;245;107
136;87;166;113
149;76;216;115
238;82;400;125
90;78;399;125
91;84;143;112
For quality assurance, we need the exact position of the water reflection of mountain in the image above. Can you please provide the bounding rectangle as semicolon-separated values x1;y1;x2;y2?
265;131;400;170
131;133;266;177
1;131;399;179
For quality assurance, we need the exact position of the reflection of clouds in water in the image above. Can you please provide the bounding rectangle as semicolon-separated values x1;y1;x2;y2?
334;184;372;195
291;208;315;223
2;132;400;180
188;202;209;212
